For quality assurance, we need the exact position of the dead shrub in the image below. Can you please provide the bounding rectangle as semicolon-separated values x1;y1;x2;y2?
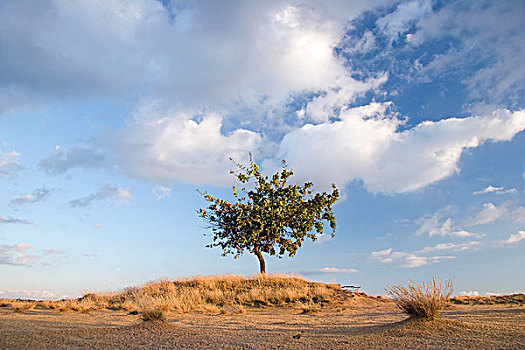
141;309;166;322
13;301;37;313
137;296;171;321
386;276;453;320
298;301;322;314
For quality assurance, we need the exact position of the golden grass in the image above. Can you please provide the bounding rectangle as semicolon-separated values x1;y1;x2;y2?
0;274;340;316
12;301;37;313
451;293;525;305
386;276;453;320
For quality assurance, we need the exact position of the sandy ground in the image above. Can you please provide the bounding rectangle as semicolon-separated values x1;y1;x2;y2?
1;300;524;349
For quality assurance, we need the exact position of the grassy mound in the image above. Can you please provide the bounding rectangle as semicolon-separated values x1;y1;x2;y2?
0;274;345;317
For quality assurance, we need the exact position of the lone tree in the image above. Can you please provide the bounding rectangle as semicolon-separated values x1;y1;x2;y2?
198;156;339;273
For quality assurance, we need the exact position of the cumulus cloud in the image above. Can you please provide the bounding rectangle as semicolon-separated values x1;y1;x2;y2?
302;267;359;275
500;231;525;245
460;290;480;297
3;0;524;197
10;187;51;205
68;184;131;208
115;101;262;185
152;186;172;201
0;0;382;114
473;185;517;195
0;149;21;176
0;243;64;266
415;208;476;237
279;107;525;194
0;215;32;225
39;145;108;174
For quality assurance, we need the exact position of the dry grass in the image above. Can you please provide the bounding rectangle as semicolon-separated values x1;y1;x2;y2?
12;301;37;313
386;276;453;320
0;274;340;317
451;293;525;306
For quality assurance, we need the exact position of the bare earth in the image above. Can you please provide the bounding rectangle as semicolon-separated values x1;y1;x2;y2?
1;298;524;349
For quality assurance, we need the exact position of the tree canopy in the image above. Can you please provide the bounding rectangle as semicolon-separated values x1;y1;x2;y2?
198;156;339;273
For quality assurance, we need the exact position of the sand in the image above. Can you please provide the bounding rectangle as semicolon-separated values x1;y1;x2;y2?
1;299;523;349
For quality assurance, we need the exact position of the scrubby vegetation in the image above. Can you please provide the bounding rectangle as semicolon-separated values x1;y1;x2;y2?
0;274;340;318
451;293;525;306
386;276;453;320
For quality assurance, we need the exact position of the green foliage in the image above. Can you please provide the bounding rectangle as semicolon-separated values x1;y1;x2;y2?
198;155;339;273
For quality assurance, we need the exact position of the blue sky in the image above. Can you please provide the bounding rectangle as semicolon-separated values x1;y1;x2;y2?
1;0;524;299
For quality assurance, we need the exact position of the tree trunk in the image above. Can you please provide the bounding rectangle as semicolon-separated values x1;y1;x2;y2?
253;247;266;274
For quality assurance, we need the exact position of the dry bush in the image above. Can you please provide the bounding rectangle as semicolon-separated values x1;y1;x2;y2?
12;301;37;313
200;303;221;314
386;276;453;320
141;309;166;322
0;301;13;307
136;295;172;321
297;301;322;314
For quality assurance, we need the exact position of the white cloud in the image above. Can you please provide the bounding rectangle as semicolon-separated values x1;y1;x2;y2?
0;0;381;114
0;243;63;266
406;1;525;106
369;248;454;268
466;202;525;226
3;1;524;198
279;107;525;194
0;149;21;176
0;289;62;300
312;233;334;245
68;184;131;208
500;231;525;245
415;209;476;237
473;185;517;195
376;0;432;42
10;187;51;205
370;240;478;268
304;75;387;123
418;241;480;254
115;101;262;186
303;267;359;275
460;290;480;297
152;186;172;201
467;203;508;226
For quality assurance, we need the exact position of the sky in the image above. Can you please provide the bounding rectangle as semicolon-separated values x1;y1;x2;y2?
1;0;524;299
